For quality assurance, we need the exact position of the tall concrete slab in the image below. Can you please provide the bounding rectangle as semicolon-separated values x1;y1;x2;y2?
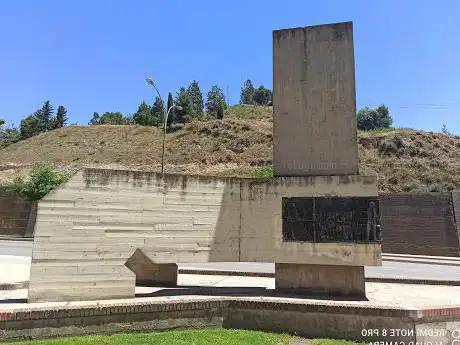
273;22;359;176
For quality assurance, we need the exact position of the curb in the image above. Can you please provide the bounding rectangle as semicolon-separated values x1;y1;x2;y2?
178;268;460;286
383;253;460;262
382;257;460;266
179;268;273;278
0;237;33;242
2;273;459;292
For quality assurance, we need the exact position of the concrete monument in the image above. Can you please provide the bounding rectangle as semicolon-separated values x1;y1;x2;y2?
27;21;381;303
272;21;381;296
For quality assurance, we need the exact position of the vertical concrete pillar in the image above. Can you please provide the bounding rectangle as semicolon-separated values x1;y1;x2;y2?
272;22;376;297
273;22;359;177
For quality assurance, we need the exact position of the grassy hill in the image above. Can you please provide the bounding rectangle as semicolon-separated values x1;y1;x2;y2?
1;105;459;192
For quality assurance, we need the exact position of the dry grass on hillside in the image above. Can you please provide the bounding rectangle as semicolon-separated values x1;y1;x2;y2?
0;105;459;192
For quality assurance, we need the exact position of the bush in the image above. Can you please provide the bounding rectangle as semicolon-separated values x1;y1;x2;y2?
10;165;67;201
253;166;273;179
357;105;392;131
378;136;404;156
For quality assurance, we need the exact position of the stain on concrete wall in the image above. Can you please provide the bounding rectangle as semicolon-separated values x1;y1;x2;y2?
380;192;460;257
0;187;36;237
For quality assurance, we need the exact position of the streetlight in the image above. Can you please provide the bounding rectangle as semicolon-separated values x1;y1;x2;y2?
160;104;182;177
145;77;182;178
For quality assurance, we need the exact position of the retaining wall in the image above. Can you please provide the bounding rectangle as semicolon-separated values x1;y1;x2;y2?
380;192;460;257
28;168;380;302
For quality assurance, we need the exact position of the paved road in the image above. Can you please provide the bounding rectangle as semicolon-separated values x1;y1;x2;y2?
1;240;460;282
0;240;31;257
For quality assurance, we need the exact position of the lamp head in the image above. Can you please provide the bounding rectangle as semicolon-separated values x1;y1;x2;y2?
145;77;155;86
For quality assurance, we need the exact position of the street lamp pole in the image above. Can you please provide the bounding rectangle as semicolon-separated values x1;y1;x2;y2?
145;77;182;179
161;105;180;178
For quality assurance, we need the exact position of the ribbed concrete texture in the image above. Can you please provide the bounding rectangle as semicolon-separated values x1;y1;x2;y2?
273;22;359;176
275;263;365;297
28;168;380;302
380;192;460;257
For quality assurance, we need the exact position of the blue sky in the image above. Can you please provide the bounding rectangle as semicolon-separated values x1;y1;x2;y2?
1;0;459;134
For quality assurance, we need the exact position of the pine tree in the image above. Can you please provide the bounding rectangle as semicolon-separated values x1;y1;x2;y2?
133;101;158;126
239;79;255;105
187;80;204;119
166;93;174;127
36;100;55;132
54;105;68;129
206;85;227;119
151;97;164;127
174;87;193;124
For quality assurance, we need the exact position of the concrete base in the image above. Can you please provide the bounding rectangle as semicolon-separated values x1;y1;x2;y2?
275;263;365;297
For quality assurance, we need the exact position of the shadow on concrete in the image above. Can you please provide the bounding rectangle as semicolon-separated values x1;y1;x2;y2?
135;285;369;301
0;298;27;304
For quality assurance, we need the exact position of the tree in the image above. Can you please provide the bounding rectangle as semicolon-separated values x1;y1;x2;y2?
253;86;272;106
133;101;158;126
89;112;100;125
88;112;129;125
441;124;451;135
20;115;40;139
151;97;164;126
187;80;204;119
0;121;21;148
36;100;55;132
174;87;193;124
206;85;227;119
99;112;127;125
357;104;393;131
167;92;174;127
0;118;4;126
240;79;255;105
53;105;68;129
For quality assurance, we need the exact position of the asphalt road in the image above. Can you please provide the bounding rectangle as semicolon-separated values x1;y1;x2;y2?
0;240;31;257
1;240;460;281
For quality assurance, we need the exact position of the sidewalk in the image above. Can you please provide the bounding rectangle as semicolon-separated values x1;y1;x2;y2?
2;274;460;310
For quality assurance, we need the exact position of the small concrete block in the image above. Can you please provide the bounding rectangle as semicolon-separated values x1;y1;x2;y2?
275;263;366;297
125;248;178;286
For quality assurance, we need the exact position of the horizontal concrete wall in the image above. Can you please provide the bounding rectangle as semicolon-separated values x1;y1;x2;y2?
28;168;380;302
0;187;36;237
380;192;460;257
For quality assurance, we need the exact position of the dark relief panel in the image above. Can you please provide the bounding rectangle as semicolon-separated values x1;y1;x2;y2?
282;197;381;243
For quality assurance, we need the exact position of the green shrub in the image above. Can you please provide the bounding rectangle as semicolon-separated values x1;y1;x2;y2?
253;166;273;179
10;165;67;201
